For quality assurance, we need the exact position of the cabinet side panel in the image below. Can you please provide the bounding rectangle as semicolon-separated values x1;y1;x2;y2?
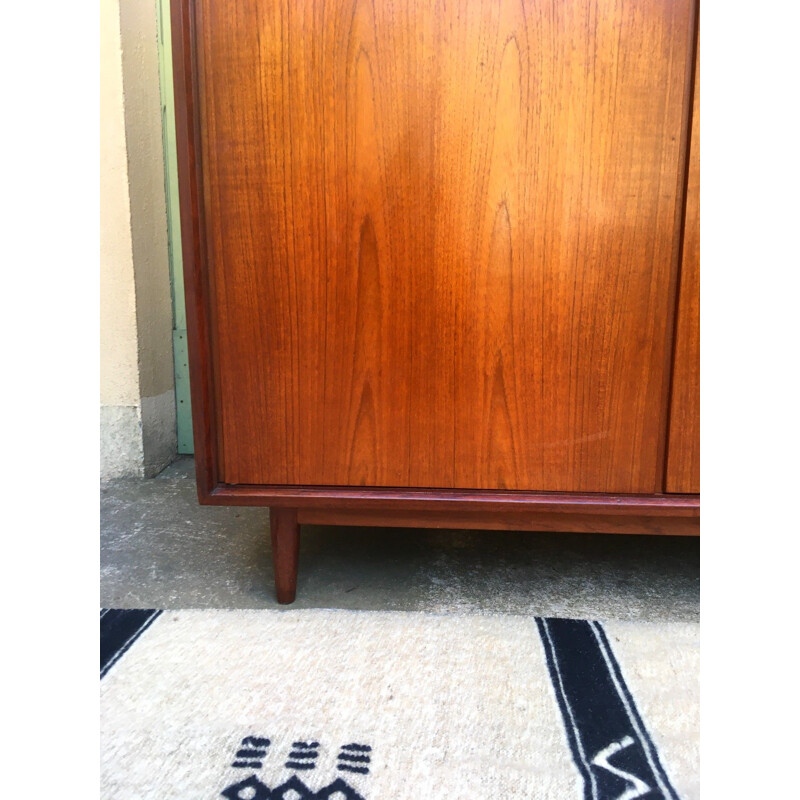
666;48;700;494
170;0;219;497
196;0;694;492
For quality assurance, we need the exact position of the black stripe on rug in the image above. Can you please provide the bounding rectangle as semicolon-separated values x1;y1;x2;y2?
100;609;162;679
536;617;680;800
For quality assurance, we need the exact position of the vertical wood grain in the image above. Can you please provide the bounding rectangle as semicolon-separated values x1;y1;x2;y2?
666;44;700;494
195;0;695;493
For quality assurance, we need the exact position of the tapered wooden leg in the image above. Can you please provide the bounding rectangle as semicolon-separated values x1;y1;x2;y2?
269;507;300;604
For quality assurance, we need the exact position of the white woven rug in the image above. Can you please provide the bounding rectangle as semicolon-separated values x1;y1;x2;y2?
100;609;698;799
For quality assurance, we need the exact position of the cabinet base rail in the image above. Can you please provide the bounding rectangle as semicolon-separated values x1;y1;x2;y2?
266;496;699;604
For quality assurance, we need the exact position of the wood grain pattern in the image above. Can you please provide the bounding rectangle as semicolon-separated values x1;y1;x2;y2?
666;44;700;494
194;0;695;493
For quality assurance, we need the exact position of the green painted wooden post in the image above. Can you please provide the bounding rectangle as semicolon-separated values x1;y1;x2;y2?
157;0;193;453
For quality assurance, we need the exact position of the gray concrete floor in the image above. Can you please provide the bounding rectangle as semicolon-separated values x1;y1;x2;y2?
101;456;699;621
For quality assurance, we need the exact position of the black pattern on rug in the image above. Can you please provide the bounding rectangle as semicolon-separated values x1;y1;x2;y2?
100;609;162;679
222;774;366;799
100;610;682;798
537;617;680;800
221;737;370;799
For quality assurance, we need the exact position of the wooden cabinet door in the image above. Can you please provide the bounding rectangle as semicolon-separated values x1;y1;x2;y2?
192;0;697;493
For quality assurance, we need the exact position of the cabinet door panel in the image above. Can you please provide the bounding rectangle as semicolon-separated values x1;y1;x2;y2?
196;0;695;491
666;49;700;494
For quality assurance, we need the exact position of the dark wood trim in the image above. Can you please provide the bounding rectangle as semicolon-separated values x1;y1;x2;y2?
296;509;698;536
170;0;219;498
655;0;700;493
207;483;698;516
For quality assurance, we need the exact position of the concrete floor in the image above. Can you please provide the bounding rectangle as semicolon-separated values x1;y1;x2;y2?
101;456;699;621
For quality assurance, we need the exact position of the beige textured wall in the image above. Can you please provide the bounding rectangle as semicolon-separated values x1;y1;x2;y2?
101;0;176;477
119;0;174;402
100;0;139;408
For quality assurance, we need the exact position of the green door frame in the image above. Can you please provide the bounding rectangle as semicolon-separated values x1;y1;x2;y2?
157;0;193;453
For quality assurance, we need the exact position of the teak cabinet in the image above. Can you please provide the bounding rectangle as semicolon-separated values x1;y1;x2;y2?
172;0;700;603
